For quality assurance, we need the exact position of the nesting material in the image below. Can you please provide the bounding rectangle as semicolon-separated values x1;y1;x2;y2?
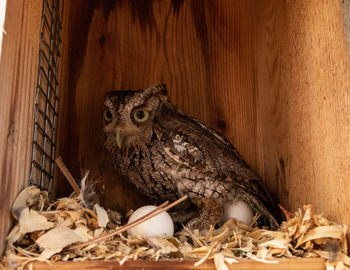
94;204;109;228
18;209;54;235
36;225;83;259
11;186;47;220
1;186;350;270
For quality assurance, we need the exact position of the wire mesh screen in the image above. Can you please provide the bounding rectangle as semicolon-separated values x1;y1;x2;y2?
29;0;62;191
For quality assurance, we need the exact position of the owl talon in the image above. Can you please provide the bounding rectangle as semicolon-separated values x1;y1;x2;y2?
184;199;223;232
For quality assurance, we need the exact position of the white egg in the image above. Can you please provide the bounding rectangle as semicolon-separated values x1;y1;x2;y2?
223;200;254;225
127;205;174;237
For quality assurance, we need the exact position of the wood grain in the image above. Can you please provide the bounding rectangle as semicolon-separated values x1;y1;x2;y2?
342;0;350;56
26;258;326;270
0;0;6;55
55;0;350;245
255;0;350;237
56;0;263;212
0;0;42;256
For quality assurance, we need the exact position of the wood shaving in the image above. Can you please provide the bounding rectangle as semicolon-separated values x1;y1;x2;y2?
214;253;229;270
11;186;47;220
1;187;350;270
94;204;109;228
36;225;83;259
19;208;54;235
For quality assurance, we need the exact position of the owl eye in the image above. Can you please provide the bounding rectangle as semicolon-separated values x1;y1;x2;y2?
133;110;149;123
104;109;113;122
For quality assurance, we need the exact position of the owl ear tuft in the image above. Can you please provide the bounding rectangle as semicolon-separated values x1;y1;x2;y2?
149;83;168;96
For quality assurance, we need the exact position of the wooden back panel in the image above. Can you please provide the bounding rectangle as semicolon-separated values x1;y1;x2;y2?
56;0;263;211
56;0;350;239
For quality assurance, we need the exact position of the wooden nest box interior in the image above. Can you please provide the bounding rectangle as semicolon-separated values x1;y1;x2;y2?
0;0;350;264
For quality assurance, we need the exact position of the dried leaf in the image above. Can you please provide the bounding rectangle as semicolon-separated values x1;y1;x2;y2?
11;186;42;220
94;204;109;228
36;225;83;259
18;208;54;235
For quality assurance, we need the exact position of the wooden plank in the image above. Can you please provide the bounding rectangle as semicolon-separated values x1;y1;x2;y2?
0;0;7;56
56;0;264;212
342;0;350;56
255;0;350;239
0;0;42;256
26;258;326;270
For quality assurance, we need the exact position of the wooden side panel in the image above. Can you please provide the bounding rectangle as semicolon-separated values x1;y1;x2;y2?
342;0;350;56
0;0;7;55
0;0;42;255
255;0;350;233
56;0;264;211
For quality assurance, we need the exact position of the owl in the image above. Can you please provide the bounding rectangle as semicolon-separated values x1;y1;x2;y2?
103;84;279;230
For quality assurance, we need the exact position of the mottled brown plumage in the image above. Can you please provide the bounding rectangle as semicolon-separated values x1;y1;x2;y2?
103;84;279;230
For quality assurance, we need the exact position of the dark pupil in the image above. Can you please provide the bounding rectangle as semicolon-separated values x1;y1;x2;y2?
136;110;145;119
106;109;112;119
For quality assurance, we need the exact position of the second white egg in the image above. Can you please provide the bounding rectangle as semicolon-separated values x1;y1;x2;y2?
223;199;254;225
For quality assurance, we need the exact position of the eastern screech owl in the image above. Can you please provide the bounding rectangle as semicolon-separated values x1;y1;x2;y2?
103;84;279;230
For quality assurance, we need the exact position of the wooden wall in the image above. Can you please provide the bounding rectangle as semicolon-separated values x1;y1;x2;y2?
57;0;350;242
56;0;264;211
0;0;42;256
255;0;350;235
342;0;350;56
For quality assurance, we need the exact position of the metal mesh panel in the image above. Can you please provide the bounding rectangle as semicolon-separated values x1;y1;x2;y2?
29;0;62;191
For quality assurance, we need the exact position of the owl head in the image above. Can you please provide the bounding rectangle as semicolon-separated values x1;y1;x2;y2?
103;84;171;153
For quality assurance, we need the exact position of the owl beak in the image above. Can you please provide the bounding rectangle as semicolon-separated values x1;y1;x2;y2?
116;128;124;148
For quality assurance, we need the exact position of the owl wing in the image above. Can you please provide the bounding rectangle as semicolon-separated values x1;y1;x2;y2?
153;110;279;229
153;112;225;175
153;110;259;184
